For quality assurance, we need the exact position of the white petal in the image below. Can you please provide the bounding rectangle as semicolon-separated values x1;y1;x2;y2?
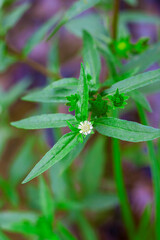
80;130;83;133
88;130;91;134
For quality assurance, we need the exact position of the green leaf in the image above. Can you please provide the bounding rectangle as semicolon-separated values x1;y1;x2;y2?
60;136;89;173
77;64;89;120
1;79;30;108
98;41;119;81
49;137;88;201
11;114;76;129
0;212;38;232
0;230;10;240
77;214;98;240
141;81;160;95
22;88;74;103
123;0;138;6
58;223;77;240
103;69;160;96
0;41;16;72
136;205;152;240
9;137;35;186
23;132;79;183
120;11;160;25
46;78;78;90
66;94;79;112
3;2;30;31
0;0;5;8
129;90;152;112
39;176;54;224
66;13;106;38
50;164;68;200
121;42;160;74
49;138;88;200
48;0;101;39
95;117;160;142
63;0;101;20
0;177;19;207
48;39;60;76
23;12;62;56
0;127;12;158
80;136;105;195
83;31;101;85
82;193;119;211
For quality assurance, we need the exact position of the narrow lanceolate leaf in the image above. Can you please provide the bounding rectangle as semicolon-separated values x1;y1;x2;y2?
66;13;106;38
9;137;35;186
1;79;30;108
129;90;152;112
0;0;5;8
0;212;38;231
95;117;160;142
123;0;138;6
23;12;62;56
103;69;160;96
58;223;77;240
48;0;101;39
11;114;76;129
83;193;119;212
83;31;100;85
77;64;89;120
98;42;119;80
80;137;105;195
3;3;30;31
46;78;78;90
56;136;89;174
22;88;74;103
23;132;79;183
39;176;54;224
120;11;160;25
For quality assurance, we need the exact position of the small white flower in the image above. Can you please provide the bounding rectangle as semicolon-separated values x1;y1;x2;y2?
78;121;93;135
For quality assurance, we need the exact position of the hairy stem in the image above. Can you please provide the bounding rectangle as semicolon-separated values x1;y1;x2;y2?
136;103;160;240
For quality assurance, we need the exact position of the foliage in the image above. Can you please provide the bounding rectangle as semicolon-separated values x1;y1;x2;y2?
0;0;160;239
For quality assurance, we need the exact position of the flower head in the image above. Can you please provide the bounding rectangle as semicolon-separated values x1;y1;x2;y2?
112;37;132;59
78;121;93;135
90;94;108;118
108;89;129;109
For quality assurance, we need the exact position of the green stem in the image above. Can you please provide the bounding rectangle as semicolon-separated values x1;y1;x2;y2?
112;0;120;39
112;136;135;240
111;2;135;237
136;103;160;240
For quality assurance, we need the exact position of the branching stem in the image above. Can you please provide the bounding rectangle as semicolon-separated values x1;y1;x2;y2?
0;35;61;79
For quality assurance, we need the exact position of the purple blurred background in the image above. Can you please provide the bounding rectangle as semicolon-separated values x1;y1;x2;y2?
1;0;160;239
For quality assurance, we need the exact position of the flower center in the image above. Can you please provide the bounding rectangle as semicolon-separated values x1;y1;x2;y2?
114;95;124;107
78;121;93;135
81;123;91;132
117;42;127;51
